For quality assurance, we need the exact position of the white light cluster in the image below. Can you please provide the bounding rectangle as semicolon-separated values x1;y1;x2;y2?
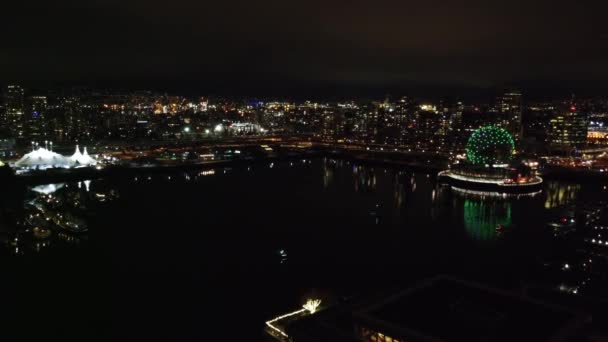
303;299;321;314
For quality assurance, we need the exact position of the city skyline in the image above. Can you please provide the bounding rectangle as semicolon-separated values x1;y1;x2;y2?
2;84;607;153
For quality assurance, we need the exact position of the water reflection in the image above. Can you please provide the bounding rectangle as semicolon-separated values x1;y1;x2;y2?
353;165;377;193
32;183;65;195
5;179;118;255
430;185;452;220
393;172;405;208
462;199;512;242
544;182;580;209
323;158;335;189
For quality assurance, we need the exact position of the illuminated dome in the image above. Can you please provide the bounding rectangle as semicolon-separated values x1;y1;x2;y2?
466;126;515;165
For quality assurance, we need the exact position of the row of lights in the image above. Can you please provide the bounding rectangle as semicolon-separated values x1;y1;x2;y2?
590;239;608;246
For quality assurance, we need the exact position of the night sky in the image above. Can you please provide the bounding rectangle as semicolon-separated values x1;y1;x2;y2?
2;0;607;96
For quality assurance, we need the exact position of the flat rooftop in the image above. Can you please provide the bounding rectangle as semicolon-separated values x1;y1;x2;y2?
356;276;585;341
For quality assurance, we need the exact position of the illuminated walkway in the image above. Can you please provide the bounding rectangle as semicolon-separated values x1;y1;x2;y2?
265;299;321;340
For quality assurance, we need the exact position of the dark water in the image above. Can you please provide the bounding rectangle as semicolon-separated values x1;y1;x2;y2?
4;158;607;341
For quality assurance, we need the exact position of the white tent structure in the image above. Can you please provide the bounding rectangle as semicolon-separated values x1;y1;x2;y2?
69;145;83;164
13;144;97;170
13;147;69;169
69;145;97;167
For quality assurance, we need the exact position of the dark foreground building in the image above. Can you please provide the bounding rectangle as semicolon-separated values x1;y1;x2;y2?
288;276;591;342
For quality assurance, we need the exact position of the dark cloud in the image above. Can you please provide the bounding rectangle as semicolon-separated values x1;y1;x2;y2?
1;0;607;95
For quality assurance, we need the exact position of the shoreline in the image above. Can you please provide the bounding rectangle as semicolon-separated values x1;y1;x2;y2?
5;150;607;186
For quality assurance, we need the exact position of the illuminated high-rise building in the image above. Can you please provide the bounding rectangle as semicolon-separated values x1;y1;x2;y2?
321;110;346;141
26;96;48;139
548;104;587;148
497;89;523;140
5;85;24;116
417;106;441;140
4;85;25;136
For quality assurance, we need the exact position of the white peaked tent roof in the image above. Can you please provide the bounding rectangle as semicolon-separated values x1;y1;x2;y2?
71;145;82;157
14;148;69;168
70;145;97;166
13;144;97;169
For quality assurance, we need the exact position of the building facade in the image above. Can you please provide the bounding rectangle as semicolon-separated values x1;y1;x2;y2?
4;85;25;136
548;105;588;149
497;89;523;140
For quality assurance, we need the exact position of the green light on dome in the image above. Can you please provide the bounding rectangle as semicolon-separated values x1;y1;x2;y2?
465;126;515;165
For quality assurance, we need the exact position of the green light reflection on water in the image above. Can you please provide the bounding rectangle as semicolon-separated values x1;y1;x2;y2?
463;199;512;241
